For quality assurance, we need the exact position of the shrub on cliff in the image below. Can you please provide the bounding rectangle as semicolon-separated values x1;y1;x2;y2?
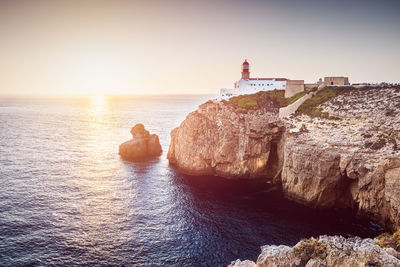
287;91;307;104
228;90;285;111
375;230;400;251
296;86;351;118
293;238;327;264
227;89;308;111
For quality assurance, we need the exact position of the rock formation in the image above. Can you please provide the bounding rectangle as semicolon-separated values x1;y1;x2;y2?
168;87;400;231
167;99;284;178
119;124;162;161
281;87;400;231
229;235;400;267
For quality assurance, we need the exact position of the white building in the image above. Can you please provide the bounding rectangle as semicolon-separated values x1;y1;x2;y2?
220;60;288;99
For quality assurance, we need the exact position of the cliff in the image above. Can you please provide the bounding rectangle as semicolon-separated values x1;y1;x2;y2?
167;87;400;230
281;87;400;231
167;96;285;178
229;235;400;267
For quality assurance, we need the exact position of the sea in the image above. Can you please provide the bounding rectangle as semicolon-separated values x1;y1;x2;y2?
0;94;382;266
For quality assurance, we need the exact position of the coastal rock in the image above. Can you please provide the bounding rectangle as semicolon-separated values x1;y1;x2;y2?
167;99;284;178
282;87;400;230
119;124;162;161
229;235;400;267
169;87;400;230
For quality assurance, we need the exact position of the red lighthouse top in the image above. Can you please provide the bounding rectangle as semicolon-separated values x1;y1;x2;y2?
242;59;249;72
241;59;250;79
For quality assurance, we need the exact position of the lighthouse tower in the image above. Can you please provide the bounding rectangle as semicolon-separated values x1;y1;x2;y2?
241;60;250;80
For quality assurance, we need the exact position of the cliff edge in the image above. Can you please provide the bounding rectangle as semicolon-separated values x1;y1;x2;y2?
281;87;400;230
167;94;285;178
167;87;400;230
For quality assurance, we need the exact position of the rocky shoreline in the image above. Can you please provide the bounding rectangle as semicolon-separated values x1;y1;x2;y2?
229;235;400;267
167;87;400;265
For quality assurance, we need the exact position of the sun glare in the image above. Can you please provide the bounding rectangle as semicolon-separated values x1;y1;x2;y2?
91;95;106;108
89;95;109;117
66;51;133;94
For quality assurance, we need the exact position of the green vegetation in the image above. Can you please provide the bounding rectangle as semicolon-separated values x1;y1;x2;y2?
227;89;309;112
294;238;327;264
228;89;285;111
236;96;258;110
296;86;350;118
287;91;308;105
374;231;400;251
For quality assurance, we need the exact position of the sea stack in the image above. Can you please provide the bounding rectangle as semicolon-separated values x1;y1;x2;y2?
119;124;162;161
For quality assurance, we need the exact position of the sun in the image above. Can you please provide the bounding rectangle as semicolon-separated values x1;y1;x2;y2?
91;95;106;107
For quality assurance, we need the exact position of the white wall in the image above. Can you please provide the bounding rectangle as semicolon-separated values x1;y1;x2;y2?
220;78;287;100
219;88;237;100
238;78;286;94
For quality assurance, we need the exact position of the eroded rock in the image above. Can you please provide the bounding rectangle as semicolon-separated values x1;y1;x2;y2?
167;100;284;178
229;235;400;267
168;87;400;230
119;124;162;161
282;87;400;230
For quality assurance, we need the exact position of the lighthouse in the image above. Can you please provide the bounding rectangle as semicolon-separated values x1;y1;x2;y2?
241;60;250;80
219;60;289;100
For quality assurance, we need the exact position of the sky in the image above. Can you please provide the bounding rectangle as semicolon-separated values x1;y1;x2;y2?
0;0;399;95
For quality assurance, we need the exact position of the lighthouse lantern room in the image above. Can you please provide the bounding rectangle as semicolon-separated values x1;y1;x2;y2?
241;60;250;80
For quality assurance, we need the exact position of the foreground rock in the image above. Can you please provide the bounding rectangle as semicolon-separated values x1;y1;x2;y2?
119;124;162;161
167;99;284;178
229;235;400;267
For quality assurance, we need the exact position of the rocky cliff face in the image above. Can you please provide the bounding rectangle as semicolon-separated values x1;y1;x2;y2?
167;100;284;178
281;87;400;230
168;87;400;230
229;235;400;267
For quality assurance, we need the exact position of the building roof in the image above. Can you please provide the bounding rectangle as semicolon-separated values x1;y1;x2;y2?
248;78;287;81
243;59;249;65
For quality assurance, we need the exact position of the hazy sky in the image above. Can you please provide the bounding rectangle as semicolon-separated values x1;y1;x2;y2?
0;0;399;95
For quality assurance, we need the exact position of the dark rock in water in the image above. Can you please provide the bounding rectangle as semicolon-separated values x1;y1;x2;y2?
119;124;162;161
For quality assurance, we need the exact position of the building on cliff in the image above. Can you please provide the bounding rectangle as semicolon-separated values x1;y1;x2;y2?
220;60;305;99
324;76;350;86
219;60;351;99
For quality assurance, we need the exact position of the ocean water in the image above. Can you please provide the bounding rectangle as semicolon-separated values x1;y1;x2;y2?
0;95;381;266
